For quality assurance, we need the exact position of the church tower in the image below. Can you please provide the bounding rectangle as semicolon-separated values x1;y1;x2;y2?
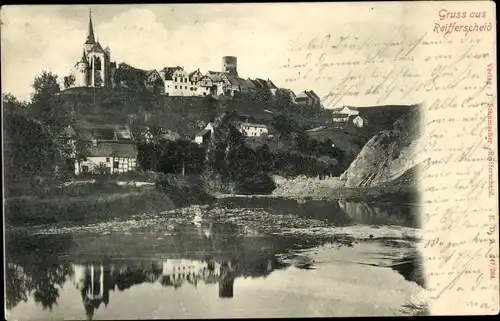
70;9;116;88
84;10;96;54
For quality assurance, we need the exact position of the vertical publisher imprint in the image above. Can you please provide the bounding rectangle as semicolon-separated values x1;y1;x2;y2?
485;63;496;282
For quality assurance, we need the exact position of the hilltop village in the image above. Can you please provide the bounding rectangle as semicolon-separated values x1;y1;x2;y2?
58;12;352;176
4;11;417;196
68;13;319;106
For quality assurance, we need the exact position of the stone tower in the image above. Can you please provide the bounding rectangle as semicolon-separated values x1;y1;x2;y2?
222;56;238;76
74;50;90;87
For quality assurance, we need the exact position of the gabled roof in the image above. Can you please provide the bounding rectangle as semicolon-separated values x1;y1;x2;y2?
195;129;211;137
281;88;296;98
240;122;268;128
86;141;138;158
353;115;368;121
206;71;226;82
146;70;160;77
188;69;203;80
248;79;263;88
160;66;183;80
114;125;133;140
61;125;77;137
265;79;278;89
89;41;105;54
305;90;320;100
296;91;311;99
91;127;116;140
253;78;267;88
198;75;213;86
173;68;187;76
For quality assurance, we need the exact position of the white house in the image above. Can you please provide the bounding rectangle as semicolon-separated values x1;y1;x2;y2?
332;106;360;123
160;66;183;96
197;75;214;96
352;115;368;128
171;68;191;96
239;122;268;137
75;140;138;175
332;113;350;123
194;122;214;144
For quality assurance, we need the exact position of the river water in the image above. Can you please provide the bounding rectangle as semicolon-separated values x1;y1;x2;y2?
5;197;425;320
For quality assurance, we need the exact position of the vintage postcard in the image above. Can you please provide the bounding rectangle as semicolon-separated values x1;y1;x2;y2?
2;1;498;319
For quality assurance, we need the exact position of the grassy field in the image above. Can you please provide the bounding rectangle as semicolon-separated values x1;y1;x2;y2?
4;184;175;227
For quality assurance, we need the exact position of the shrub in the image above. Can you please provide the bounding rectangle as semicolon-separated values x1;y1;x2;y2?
155;174;213;206
235;172;276;195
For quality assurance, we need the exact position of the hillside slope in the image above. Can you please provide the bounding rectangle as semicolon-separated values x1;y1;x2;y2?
340;106;421;188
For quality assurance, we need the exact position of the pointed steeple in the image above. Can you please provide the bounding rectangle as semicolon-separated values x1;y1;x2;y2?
85;9;96;44
80;49;88;64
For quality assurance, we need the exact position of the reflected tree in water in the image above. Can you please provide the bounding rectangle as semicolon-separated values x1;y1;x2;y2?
5;234;74;311
5;263;31;310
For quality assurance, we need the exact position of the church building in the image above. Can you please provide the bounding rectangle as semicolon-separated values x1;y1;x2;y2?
72;11;116;88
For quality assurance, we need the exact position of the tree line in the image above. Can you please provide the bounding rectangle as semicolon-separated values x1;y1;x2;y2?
3;71;76;196
135;113;346;195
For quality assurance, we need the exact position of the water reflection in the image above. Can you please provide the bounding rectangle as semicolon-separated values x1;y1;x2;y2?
338;200;419;228
5;198;421;319
215;197;420;228
5;221;295;319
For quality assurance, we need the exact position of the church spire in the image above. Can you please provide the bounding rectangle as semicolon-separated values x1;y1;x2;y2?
80;49;87;63
85;9;96;44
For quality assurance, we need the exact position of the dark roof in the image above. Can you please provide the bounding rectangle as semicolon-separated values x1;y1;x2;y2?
252;78;277;90
266;79;278;89
89;41;105;54
86;141;138;158
248;79;263;88
281;88;296;98
91;128;116;140
206;71;226;82
161;66;183;80
196;129;211;137
305;90;320;100
253;78;267;88
332;113;349;117
85;12;96;45
114;125;133;140
62;126;77;137
146;70;161;77
188;69;202;80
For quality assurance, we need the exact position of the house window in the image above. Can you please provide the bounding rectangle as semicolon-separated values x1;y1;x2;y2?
184;78;187;83
113;161;119;169
175;85;177;89
82;165;89;173
185;86;187;90
174;77;177;82
106;158;110;162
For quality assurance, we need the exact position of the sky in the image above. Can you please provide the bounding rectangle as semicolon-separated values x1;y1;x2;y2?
2;3;422;106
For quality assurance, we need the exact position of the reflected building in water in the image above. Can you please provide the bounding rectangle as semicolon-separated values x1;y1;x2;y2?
71;257;261;319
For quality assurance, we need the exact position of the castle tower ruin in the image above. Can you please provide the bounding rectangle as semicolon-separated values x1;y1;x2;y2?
222;56;238;76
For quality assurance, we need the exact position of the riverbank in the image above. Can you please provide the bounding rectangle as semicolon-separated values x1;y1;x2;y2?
4;181;177;227
271;175;419;204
